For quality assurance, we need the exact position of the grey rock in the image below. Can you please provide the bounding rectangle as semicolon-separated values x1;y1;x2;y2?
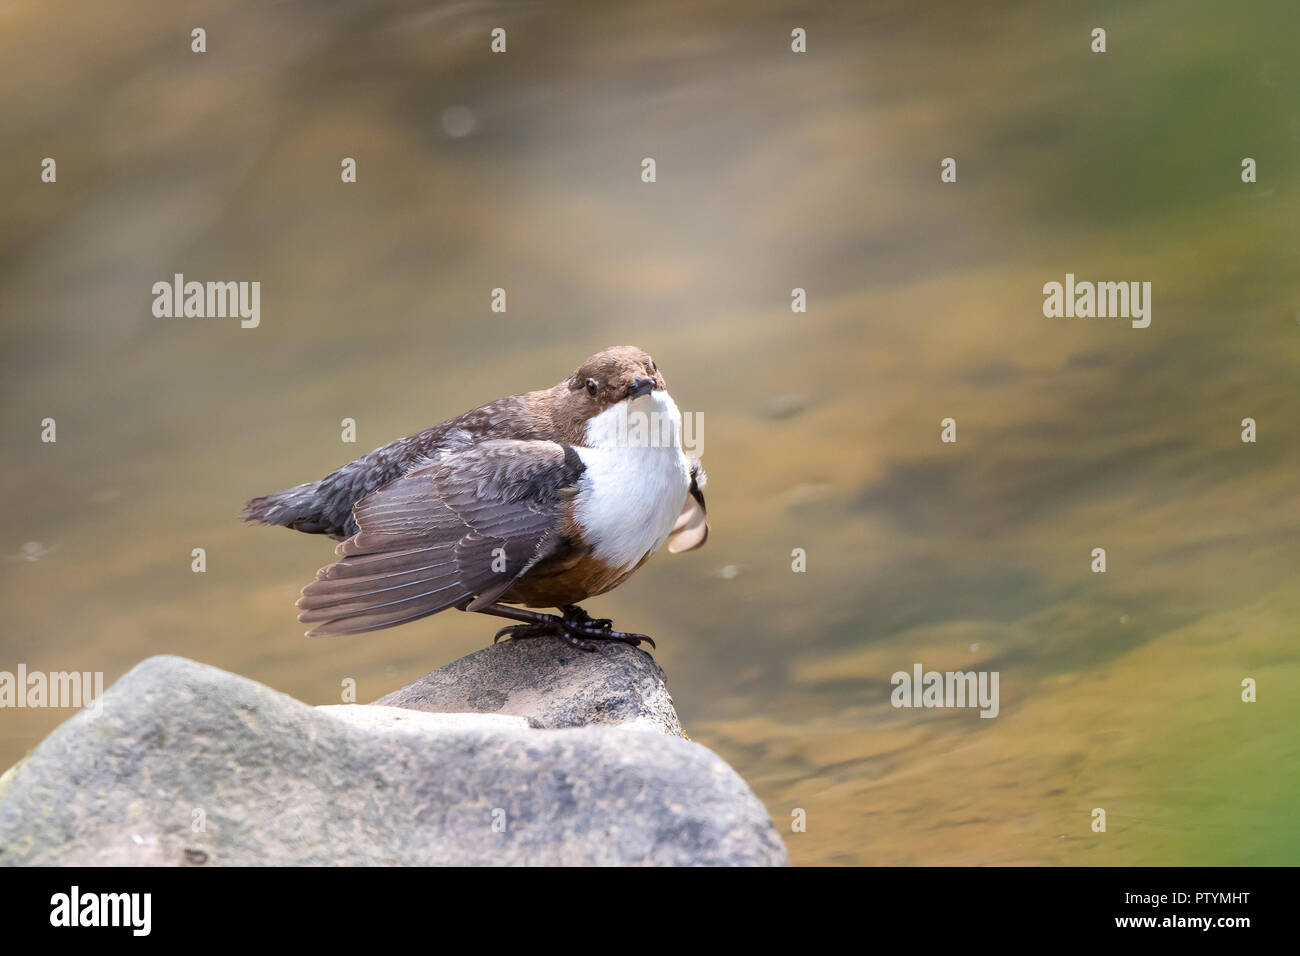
374;637;684;737
0;655;788;866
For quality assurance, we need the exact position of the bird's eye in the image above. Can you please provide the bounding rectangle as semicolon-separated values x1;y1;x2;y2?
585;378;598;396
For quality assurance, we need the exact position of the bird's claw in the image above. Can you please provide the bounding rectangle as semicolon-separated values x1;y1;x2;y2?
493;607;655;652
494;624;547;644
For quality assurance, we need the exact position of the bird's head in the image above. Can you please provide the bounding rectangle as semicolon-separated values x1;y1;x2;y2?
560;344;665;407
550;345;672;445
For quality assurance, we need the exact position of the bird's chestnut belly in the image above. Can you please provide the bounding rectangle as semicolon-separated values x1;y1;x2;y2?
501;547;642;608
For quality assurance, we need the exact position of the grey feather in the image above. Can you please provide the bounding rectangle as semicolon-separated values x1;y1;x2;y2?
296;441;584;636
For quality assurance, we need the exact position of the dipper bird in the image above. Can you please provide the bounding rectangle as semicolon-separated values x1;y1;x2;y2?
243;346;708;649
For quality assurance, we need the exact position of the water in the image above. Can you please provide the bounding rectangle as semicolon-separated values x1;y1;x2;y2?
2;0;1297;865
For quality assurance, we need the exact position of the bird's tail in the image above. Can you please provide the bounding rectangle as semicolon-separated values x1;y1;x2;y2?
243;481;339;536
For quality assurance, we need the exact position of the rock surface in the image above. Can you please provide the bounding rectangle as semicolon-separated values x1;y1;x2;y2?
0;654;788;866
374;638;683;736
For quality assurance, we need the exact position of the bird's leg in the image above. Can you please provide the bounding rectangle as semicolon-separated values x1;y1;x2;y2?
471;603;655;651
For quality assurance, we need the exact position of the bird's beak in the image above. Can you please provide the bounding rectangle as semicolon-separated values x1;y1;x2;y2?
628;377;655;400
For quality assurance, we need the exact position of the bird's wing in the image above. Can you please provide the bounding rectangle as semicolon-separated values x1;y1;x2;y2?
667;458;708;553
296;439;584;636
243;393;541;539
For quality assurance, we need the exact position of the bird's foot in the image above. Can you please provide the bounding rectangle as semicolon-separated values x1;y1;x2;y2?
560;605;654;649
560;604;613;630
492;606;654;652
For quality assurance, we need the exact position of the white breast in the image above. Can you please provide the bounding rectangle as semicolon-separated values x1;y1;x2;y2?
573;390;691;572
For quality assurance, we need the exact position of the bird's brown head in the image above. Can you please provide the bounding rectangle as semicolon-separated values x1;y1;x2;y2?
549;345;667;438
